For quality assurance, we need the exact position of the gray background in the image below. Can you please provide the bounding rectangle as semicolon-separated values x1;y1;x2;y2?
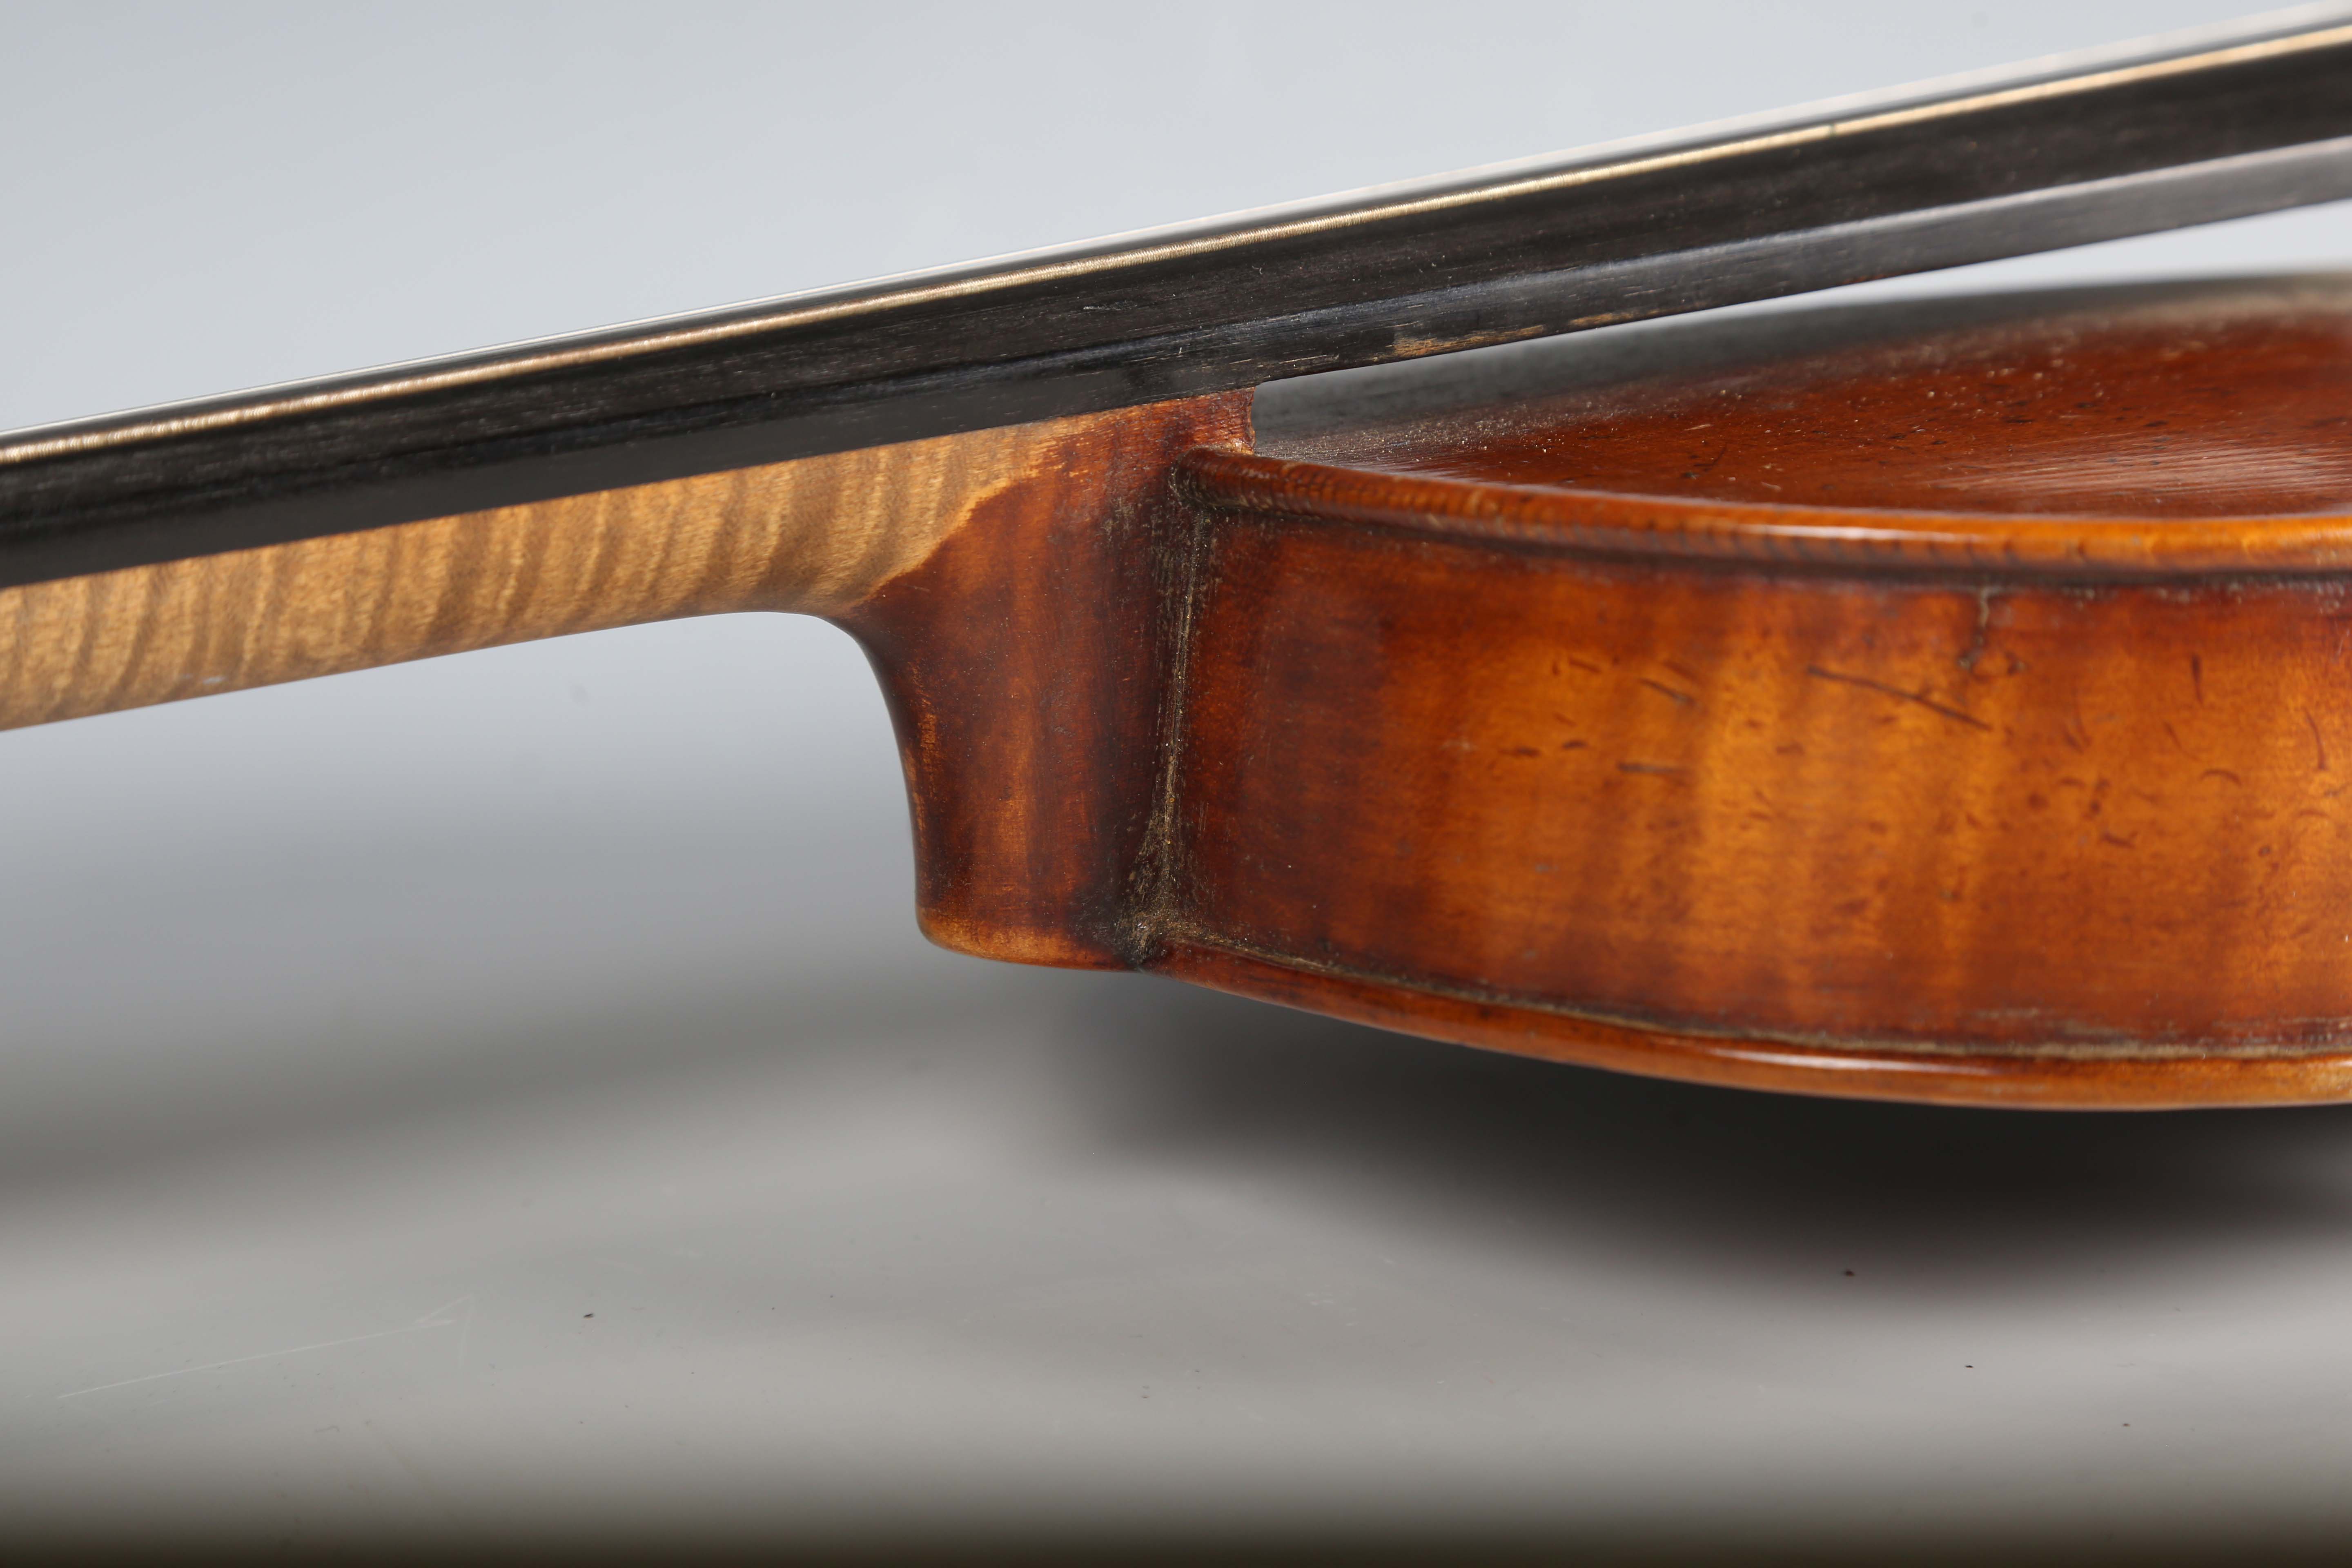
5;2;2352;1556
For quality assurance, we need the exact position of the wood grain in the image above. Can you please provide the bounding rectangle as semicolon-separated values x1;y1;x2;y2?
0;402;1221;731
1162;512;2352;1056
1147;281;2352;1107
1263;276;2352;520
839;392;1253;967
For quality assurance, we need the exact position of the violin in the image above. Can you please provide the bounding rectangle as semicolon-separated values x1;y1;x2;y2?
5;16;2351;1110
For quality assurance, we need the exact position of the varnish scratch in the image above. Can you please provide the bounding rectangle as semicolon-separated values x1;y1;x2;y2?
1804;664;1991;731
1958;585;1995;671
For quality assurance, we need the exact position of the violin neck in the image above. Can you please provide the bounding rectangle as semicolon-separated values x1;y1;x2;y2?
0;399;1249;734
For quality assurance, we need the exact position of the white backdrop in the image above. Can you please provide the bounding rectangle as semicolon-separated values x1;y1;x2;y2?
4;2;2352;1556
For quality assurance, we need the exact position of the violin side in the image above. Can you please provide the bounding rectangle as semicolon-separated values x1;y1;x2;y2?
1146;278;2352;1107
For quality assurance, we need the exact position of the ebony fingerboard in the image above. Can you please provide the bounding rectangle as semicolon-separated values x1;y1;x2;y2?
2;14;2350;590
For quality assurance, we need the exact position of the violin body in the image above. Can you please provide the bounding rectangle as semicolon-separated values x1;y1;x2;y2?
1170;279;2352;1107
866;276;2352;1109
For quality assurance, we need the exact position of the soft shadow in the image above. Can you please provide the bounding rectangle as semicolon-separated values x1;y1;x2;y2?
0;956;1038;1192
1059;977;2352;1301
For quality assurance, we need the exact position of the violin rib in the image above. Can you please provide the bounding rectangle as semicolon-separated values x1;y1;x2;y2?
1150;278;2352;1107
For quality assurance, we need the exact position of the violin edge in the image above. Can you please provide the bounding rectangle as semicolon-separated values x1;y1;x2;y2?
1154;937;2352;1111
1185;449;2352;581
